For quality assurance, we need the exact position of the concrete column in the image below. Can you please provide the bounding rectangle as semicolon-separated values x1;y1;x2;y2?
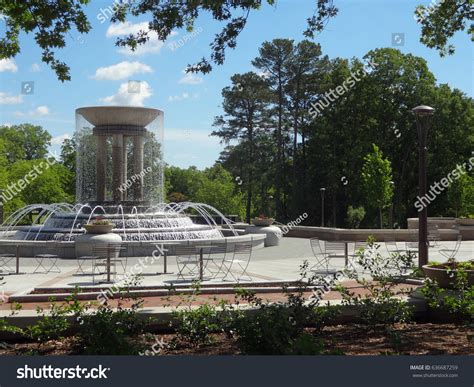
122;136;128;200
96;135;107;202
133;135;144;201
112;133;124;202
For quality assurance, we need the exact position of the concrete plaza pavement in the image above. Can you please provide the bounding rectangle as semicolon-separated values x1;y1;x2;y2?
0;238;472;301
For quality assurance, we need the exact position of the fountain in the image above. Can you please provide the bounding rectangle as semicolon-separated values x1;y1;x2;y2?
0;106;265;258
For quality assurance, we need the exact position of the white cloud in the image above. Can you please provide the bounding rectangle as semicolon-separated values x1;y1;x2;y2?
13;105;51;117
106;21;149;37
93;61;152;81
31;63;41;72
0;58;18;73
34;105;50;116
51;133;71;145
178;71;203;85
0;92;22;104
99;81;152;106
106;21;178;56
118;37;165;56
168;92;190;102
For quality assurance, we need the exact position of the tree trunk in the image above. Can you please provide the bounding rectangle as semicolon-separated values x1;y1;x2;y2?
246;169;252;224
246;122;254;224
275;76;283;220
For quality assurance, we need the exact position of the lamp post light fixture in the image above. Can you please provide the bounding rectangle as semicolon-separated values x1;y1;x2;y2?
412;105;435;268
320;188;326;227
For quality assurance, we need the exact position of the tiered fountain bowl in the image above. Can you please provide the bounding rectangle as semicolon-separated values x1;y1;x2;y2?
0;106;266;258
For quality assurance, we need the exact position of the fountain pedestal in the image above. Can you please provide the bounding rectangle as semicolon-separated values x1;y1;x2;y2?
244;225;282;247
75;233;122;258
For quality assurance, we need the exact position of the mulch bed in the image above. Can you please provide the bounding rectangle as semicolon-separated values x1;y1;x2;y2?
1;323;472;356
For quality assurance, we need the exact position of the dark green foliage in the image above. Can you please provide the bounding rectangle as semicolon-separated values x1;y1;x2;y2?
337;237;415;327
415;0;473;57
76;299;146;355
225;263;341;354
421;269;474;322
346;206;366;228
172;304;221;347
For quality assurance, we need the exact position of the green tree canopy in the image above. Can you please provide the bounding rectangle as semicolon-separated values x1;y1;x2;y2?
415;0;473;57
213;71;273;222
1;1;468;81
2;159;73;215
0;0;336;79
361;144;394;228
0;124;52;163
165;164;245;218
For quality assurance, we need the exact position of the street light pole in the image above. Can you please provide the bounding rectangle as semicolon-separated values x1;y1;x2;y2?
320;188;326;227
412;105;435;269
389;180;394;228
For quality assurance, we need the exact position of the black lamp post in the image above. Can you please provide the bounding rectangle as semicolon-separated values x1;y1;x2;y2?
412;105;435;268
320;188;326;227
389;180;394;228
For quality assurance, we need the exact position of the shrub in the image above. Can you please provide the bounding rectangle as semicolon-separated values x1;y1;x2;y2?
346;206;365;228
75;299;146;355
172;304;221;346
227;262;340;354
23;289;84;347
27;301;73;344
74;277;148;355
337;237;414;328
421;269;473;322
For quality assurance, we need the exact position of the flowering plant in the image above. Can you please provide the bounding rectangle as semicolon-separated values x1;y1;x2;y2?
88;216;112;226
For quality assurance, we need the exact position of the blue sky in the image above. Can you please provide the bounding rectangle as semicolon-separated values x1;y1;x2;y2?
0;0;472;169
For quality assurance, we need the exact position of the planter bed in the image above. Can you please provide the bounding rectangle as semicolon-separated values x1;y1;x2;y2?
0;323;471;356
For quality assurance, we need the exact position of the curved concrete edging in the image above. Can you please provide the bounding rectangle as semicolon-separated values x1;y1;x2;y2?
229;221;471;241
0;233;266;259
279;226;463;241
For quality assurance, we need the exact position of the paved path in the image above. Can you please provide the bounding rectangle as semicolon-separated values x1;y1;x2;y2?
0;238;472;299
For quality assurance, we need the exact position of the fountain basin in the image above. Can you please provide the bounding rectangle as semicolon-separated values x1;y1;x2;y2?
0;234;265;259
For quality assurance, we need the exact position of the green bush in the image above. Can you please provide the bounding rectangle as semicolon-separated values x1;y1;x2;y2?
346;206;365;228
76;300;146;355
226;263;340;355
27;301;73;344
337;237;414;327
172;304;221;346
421;269;473;322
